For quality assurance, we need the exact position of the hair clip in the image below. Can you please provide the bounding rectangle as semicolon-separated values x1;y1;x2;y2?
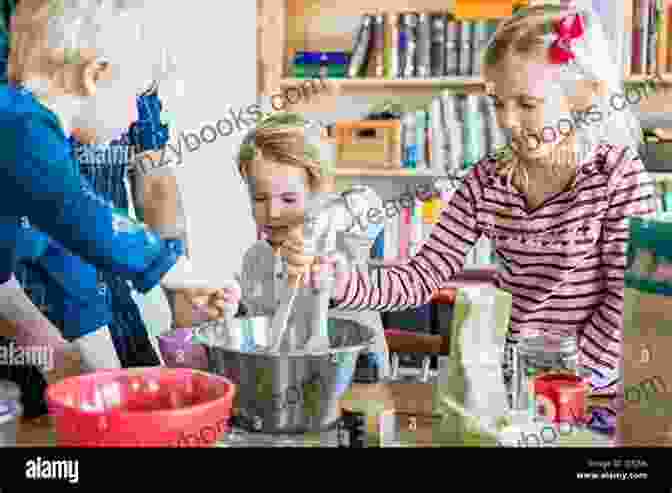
549;13;585;64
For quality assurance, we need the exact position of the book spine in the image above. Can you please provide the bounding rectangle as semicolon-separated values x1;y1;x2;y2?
463;95;482;168
401;13;418;78
642;0;651;74
471;20;487;76
367;14;385;78
648;0;658;73
459;20;473;76
430;96;446;175
633;0;644;73
425;108;432;167
623;23;633;77
348;15;373;78
441;92;463;172
403;112;417;168
385;13;399;79
431;14;446;77
416;109;427;169
417;13;432;78
445;20;459;76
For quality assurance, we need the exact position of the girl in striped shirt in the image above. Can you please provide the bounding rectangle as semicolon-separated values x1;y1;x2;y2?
280;4;656;400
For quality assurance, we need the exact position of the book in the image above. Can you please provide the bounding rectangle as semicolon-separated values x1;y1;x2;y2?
403;112;417;168
430;96;446;175
367;14;385;78
384;214;394;260
445;20;460;76
459;20;473;76
384;12;399;79
471;20;488;75
642;0;651;74
348;15;373;78
632;0;645;74
417;13;432;78
293;52;350;65
416;109;427;169
648;0;658;73
400;13;418;78
431;14;446;77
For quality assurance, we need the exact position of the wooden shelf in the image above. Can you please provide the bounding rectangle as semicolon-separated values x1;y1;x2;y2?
625;74;672;84
333;167;450;177
281;77;486;89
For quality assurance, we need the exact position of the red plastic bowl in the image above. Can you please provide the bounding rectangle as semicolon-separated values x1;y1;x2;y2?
46;367;235;447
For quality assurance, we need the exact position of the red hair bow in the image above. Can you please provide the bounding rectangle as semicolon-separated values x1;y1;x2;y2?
548;14;585;64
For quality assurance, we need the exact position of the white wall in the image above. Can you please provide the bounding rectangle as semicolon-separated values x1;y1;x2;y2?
155;1;258;283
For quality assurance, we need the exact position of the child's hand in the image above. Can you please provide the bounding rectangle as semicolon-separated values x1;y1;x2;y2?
174;285;240;324
277;227;315;281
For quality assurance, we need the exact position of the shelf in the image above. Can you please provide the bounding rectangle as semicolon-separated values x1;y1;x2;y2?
333;167;448;177
280;77;486;90
624;74;672;85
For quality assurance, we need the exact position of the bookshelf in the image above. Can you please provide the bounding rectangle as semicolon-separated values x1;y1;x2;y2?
257;0;672;269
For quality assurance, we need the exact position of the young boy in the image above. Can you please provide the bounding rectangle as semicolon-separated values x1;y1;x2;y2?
175;113;390;378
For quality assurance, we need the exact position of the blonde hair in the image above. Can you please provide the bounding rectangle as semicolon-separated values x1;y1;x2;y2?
237;113;334;193
483;5;588;191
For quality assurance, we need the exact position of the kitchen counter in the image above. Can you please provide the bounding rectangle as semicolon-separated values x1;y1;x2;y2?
16;381;614;447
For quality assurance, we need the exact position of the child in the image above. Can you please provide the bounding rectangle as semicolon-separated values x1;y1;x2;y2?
283;4;656;412
175;113;390;379
0;0;224;413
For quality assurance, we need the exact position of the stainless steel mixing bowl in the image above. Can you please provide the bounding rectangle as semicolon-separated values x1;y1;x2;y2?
202;316;374;434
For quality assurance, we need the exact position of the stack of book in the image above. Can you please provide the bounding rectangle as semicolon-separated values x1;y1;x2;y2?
629;0;672;74
399;93;507;176
347;13;500;79
292;51;350;78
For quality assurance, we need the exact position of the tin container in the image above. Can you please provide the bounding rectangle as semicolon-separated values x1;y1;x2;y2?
510;336;580;413
534;373;590;424
0;380;22;447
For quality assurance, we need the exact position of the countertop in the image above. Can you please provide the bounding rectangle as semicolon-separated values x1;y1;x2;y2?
16;381;614;447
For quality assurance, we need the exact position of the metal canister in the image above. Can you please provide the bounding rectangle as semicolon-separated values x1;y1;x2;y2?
0;380;22;447
510;336;580;413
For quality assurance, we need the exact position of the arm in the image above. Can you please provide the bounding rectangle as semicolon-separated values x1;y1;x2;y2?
580;150;656;388
332;170;483;312
0;113;181;294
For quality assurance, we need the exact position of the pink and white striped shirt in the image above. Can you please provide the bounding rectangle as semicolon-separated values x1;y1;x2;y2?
333;144;656;386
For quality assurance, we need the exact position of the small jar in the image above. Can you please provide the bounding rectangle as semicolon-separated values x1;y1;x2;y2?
0;380;22;447
510;335;582;413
